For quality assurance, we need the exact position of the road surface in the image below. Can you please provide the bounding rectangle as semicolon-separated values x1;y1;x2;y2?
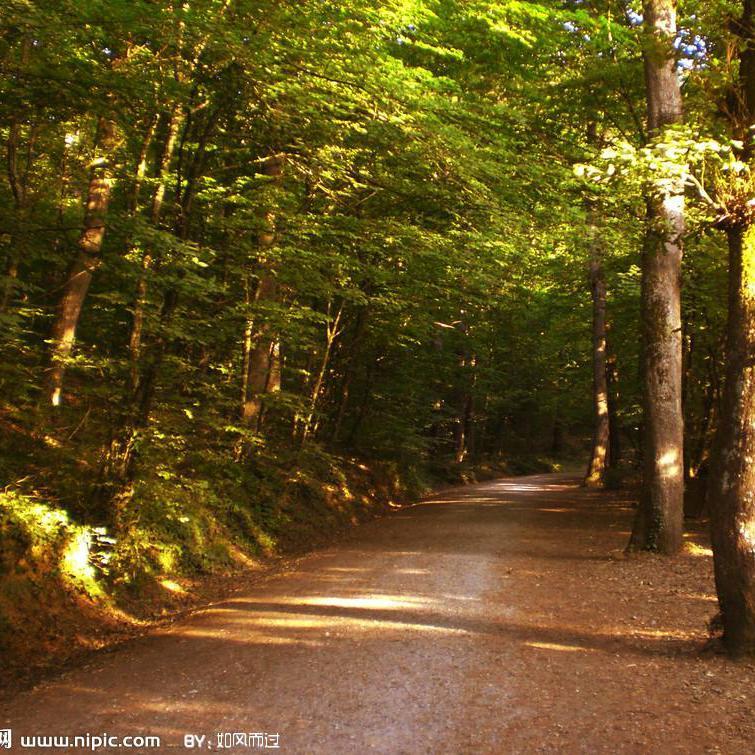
4;474;754;753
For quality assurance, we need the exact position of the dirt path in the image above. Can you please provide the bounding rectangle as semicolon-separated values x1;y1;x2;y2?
4;474;755;753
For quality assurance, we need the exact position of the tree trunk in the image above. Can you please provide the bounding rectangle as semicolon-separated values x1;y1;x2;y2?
628;0;685;554
455;389;474;464
302;301;343;443
607;350;621;469
1;37;33;313
709;224;755;655
332;307;367;444
45;117;117;407
585;253;610;486
128;108;183;388
241;155;284;431
242;273;279;431
708;0;755;656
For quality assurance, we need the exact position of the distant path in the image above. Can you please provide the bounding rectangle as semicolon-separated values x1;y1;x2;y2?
4;474;755;753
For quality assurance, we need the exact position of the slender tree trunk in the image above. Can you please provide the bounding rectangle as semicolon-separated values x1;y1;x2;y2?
332;305;369;444
628;0;685;554
454;353;476;464
708;0;755;656
241;273;279;430
302;301;343;442
2;123;31;313
45;117;117;407
1;37;32;313
129;109;183;388
241;155;284;431
606;350;621;469
682;306;697;482
128;114;158;214
585;250;610;486
455;390;474;463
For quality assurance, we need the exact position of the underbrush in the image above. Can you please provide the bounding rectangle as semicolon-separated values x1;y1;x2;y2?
0;409;566;687
0;430;416;686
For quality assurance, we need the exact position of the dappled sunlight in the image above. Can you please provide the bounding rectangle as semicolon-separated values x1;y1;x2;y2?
631;626;700;642
294;595;432;610
677;591;717;603
175;607;472;642
684;542;713;558
160;579;188;595
439;593;481;602
422;499;505;506
395;568;430;575
498;484;571;493
526;641;594;653
178;627;326;645
658;449;681;479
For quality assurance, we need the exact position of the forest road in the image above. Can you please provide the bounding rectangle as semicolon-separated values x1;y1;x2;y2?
4;473;755;754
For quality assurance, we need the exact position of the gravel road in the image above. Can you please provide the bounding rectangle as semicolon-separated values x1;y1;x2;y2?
4;474;755;753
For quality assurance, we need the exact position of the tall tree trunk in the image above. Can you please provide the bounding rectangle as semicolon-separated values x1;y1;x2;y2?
455;389;475;464
454;353;476;464
709;224;755;655
628;0;685;554
241;273;279;430
708;0;755;656
45;117;117;407
1;37;32;313
302;301;343;443
128;114;158;215
128;108;183;388
332;306;367;444
585;242;610;486
606;350;621;469
241;155;284;431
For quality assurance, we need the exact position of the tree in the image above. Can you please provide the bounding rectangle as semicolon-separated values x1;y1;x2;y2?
628;0;686;554
708;0;755;656
45;116;117;406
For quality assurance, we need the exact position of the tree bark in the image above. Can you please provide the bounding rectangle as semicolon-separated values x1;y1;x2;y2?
585;247;610;486
128;108;183;388
628;0;685;554
242;274;279;430
709;224;755;655
241;155;284;431
708;0;755;656
45;117;117;407
302;301;343;443
1;37;33;313
607;350;621;470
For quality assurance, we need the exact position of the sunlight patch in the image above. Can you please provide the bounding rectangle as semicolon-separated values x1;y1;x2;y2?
526;641;592;653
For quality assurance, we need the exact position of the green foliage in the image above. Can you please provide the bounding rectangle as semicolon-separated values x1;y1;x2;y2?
0;0;737;662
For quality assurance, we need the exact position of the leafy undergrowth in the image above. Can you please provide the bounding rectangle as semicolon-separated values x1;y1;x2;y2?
0;404;579;692
0;436;421;692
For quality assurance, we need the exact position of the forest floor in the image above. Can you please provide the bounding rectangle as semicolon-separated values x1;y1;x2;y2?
3;473;755;753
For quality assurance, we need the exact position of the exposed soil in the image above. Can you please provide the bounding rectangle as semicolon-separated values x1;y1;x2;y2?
3;474;755;753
